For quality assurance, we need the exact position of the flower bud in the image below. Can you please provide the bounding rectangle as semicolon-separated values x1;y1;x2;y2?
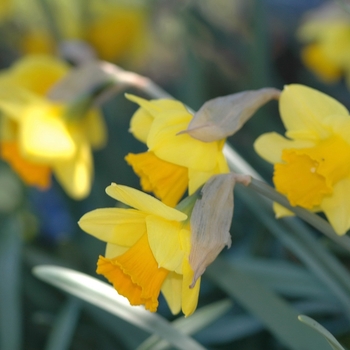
182;88;280;142
189;173;251;286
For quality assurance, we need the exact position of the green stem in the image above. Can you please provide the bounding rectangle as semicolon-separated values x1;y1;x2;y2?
248;178;350;252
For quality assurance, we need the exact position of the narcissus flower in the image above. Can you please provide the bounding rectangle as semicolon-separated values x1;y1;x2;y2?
78;183;201;316
0;55;106;199
125;94;229;207
298;4;350;85
254;84;350;235
15;0;148;64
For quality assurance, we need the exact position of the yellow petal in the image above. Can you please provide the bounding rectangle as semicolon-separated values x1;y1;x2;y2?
78;208;147;245
301;44;342;83
129;107;153;143
188;151;230;195
181;259;200;317
81;109;107;149
85;7;146;61
147;110;219;171
8;54;69;96
128;96;189;143
125;151;188;207
97;234;169;312
321;177;350;235
21;30;55;56
273;202;294;218
254;132;315;164
105;243;128;259
105;183;187;221
0;117;17;140
20;104;76;163
1;141;51;189
322;113;350;142
161;272;182;315
126;94;187;118
280;84;349;139
146;215;186;273
0;83;43;122
53;137;92;199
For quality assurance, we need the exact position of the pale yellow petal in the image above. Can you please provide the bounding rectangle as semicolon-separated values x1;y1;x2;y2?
53;137;92;199
78;208;146;245
320;177;350;235
9;54;69;96
129;107;153;143
0;84;43;122
106;183;187;221
301;44;342;83
188;169;213;195
273;202;294;218
148;111;219;171
82;109;107;149
280;85;349;139
254;132;315;164
146;215;185;273
188;151;230;195
20;105;76;163
105;243;129;259
182;259;200;317
322;114;350;142
161;272;182;315
126;94;187;117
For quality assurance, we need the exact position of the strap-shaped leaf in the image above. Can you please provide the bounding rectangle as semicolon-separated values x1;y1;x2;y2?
298;315;346;350
33;265;205;350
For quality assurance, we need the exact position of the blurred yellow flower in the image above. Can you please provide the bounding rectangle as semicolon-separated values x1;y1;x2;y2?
125;94;229;207
16;0;147;64
254;84;350;235
298;4;350;84
78;183;200;316
0;55;106;199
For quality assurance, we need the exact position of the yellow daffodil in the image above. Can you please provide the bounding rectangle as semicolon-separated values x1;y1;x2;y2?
298;4;350;84
15;0;147;64
254;84;350;235
0;55;106;199
125;94;229;207
78;183;201;316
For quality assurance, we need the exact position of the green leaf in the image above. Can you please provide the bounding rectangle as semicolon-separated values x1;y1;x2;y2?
0;215;22;350
137;299;232;350
206;258;330;350
298;315;346;350
45;297;82;350
234;258;333;300
234;182;350;318
33;265;205;350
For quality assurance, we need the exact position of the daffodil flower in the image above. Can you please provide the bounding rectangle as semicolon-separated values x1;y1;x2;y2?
78;183;201;316
0;55;106;199
254;84;350;235
298;4;350;85
16;0;147;64
125;94;229;207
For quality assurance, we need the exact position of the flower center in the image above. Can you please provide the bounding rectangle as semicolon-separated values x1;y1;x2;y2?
273;135;350;209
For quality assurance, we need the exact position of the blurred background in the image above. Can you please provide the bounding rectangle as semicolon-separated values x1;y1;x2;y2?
2;0;350;349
